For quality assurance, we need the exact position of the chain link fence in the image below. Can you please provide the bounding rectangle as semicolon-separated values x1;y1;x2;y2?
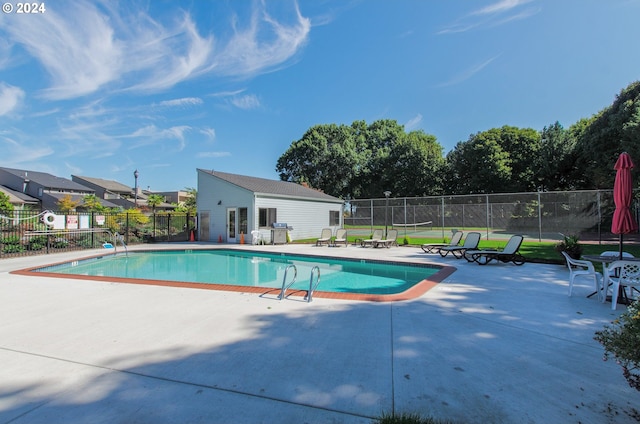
0;210;196;259
345;190;640;243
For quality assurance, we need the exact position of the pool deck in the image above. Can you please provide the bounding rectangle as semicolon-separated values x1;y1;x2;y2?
0;243;638;424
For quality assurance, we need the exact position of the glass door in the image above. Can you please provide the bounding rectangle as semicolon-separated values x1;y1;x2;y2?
227;208;237;243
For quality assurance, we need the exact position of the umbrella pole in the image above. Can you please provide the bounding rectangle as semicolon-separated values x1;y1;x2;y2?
619;234;623;260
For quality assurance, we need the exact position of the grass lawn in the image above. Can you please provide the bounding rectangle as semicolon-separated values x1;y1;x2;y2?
297;236;640;264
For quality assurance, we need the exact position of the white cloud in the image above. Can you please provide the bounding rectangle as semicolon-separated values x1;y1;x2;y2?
0;83;25;115
405;114;423;130
0;1;311;98
471;0;533;16
200;127;216;141
127;125;191;151
438;0;538;34
437;55;500;87
157;97;203;108
231;94;261;110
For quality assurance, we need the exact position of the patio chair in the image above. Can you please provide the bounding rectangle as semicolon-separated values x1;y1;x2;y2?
334;228;348;247
316;228;333;246
561;251;603;299
464;235;526;266
602;260;640;310
438;232;481;259
375;229;398;248
421;231;463;253
361;229;383;248
251;230;263;245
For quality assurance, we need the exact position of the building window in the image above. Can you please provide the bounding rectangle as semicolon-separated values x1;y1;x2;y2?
330;210;340;226
239;207;248;235
259;208;277;227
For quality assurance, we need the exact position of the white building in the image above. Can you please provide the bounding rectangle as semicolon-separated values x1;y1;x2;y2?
197;169;344;243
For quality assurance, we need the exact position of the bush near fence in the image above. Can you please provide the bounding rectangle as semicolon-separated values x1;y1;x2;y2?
0;210;195;259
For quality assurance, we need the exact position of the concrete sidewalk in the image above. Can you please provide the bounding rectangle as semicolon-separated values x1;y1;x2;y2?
0;244;638;423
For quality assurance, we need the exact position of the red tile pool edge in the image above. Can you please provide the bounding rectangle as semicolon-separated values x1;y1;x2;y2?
11;253;456;302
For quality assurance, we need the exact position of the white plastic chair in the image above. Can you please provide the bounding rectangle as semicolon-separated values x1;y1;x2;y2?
600;251;634;297
561;251;603;300
603;260;640;310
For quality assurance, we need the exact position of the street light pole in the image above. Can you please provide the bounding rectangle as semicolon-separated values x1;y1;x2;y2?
134;169;139;208
384;191;391;238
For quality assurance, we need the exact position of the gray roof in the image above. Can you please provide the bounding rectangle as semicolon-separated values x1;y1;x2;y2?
1;167;93;192
199;169;343;203
72;175;133;193
0;185;40;204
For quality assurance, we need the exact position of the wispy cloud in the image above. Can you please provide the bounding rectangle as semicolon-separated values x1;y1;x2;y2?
156;97;204;108
0;83;25;115
405;114;423;130
230;94;261;110
127;125;191;151
437;55;500;87
438;0;538;34
0;1;311;99
200;127;216;141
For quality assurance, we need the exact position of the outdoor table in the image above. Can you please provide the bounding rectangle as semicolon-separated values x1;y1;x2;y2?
582;254;640;304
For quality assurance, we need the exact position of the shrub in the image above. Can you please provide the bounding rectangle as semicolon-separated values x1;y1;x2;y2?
594;299;640;391
554;234;582;259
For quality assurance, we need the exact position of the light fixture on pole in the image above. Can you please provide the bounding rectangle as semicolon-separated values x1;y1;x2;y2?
134;169;139;208
383;191;391;238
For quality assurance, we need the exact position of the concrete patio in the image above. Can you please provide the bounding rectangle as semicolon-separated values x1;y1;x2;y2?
0;243;638;424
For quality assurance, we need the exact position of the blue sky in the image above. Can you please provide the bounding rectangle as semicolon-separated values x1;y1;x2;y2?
1;0;639;193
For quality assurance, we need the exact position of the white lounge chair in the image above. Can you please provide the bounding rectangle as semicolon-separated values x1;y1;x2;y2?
316;228;333;246
375;229;398;248
334;228;348;247
361;229;383;248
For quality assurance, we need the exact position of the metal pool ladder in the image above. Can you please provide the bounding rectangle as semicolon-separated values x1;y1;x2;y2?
113;232;128;257
278;264;298;300
305;266;321;303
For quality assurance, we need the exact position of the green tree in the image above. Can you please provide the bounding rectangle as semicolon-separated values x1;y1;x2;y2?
0;192;13;214
276;119;445;198
146;194;165;213
57;194;80;213
575;81;640;188
444;131;511;194
82;194;104;212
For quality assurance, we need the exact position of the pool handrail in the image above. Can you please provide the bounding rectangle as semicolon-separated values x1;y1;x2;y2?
306;266;321;303
278;264;297;300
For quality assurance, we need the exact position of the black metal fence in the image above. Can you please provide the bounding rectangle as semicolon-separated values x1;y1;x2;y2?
0;210;196;259
345;190;640;243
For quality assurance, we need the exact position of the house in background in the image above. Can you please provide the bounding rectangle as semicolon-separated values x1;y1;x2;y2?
72;175;175;211
0;167;116;211
0;185;40;210
197;169;344;243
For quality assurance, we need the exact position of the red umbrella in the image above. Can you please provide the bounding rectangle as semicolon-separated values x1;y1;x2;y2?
611;152;638;258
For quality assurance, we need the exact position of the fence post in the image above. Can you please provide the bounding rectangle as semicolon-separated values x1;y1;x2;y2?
125;213;130;245
537;191;542;242
486;194;490;241
441;197;445;239
167;214;171;242
597;190;602;244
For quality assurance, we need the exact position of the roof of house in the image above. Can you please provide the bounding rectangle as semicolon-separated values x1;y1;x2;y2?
72;175;133;193
198;169;343;203
0;185;40;204
0;167;93;192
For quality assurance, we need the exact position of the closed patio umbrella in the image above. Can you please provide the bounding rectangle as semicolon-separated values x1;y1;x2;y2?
611;152;638;259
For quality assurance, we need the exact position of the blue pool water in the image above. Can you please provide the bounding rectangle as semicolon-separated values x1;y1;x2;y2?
33;249;440;295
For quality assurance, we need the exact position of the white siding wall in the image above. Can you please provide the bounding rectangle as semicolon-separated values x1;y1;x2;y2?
197;171;255;241
255;196;343;241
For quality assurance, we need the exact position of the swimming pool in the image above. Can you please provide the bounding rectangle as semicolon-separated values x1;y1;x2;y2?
17;249;454;301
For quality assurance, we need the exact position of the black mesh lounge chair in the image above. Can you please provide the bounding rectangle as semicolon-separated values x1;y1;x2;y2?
421;231;463;253
438;232;481;258
464;235;525;265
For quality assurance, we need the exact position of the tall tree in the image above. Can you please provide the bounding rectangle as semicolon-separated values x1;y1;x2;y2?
57;194;80;212
146;194;165;213
0;192;13;214
276;119;445;198
575;81;640;188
